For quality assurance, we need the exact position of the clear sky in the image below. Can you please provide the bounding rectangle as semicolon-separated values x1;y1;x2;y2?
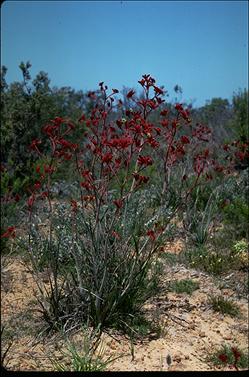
1;0;248;107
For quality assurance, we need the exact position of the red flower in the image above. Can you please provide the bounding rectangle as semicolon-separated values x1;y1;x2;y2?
30;139;42;155
63;152;72;160
102;152;113;164
138;79;145;87
78;114;85;122
71;199;78;212
40;191;49;199
1;226;16;239
27;194;35;209
175;103;183;111
147;100;157;109
235;151;246;161
147;230;156;241
140;175;149;184
58;138;73;149
160;109;168;116
33;181;41;191
14;194;21;202
109;136;133;149
137;155;153;166
80;181;92;191
115;158;122;168
113;199;123;209
153;86;164;95
112;88;119;93
181;135;190;144
203;149;209;157
213;164;224;173
53;117;64;126
44;165;55;174
223;144;229;151
218;354;228;363
111;230;121;239
194;155;206;175
81;195;94;202
160;119;169;128
127;90;135;99
147;137;159;148
231;347;241;362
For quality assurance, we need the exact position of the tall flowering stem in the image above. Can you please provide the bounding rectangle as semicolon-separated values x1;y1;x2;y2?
22;75;240;330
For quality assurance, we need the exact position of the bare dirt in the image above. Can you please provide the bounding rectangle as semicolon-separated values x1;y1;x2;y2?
1;246;248;372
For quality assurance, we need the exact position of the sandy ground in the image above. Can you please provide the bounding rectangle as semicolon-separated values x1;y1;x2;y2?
1;249;248;372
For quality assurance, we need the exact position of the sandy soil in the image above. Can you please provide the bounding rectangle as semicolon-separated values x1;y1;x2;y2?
1;249;248;372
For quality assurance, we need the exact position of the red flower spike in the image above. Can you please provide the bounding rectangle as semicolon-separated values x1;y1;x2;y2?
181;135;190;144
137;155;153;166
160;109;168;116
138;79;145;86
127;90;135;99
30;139;42;152
111;230;121;239
78;114;85;122
140;175;149;184
14;194;21;202
218;354;228;363
113;199;123;209
44;165;55;174
154;127;161;135
27;194;35;209
147;137;159;148
80;181;92;191
63;152;72;160
36;165;41;174
81;195;94;202
175;103;183;111
154;86;164;95
231;347;241;362
41;191;49;199
33;182;41;191
1;226;16;239
102;152;113;164
147;230;156;241
71;199;78;212
160;119;169;128
112;88;119;93
53;117;64;125
132;172;140;181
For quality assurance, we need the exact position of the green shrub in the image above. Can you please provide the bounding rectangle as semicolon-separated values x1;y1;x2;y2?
182;246;230;275
222;198;249;239
168;279;199;295
183;186;221;246
50;327;122;371
208;295;241;317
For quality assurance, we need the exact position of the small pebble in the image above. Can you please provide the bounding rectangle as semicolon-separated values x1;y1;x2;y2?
199;332;206;338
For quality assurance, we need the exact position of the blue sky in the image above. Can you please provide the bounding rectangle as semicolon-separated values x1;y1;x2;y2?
1;0;248;107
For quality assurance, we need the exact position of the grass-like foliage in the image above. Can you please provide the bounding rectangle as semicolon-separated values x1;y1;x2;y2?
168;278;199;295
50;327;122;371
208;295;241;317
